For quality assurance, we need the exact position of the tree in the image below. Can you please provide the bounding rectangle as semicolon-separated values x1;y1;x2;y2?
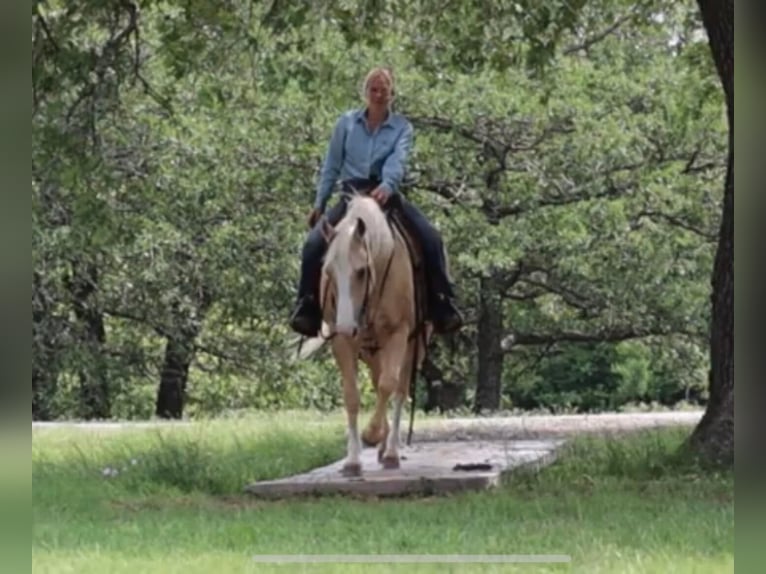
685;0;733;466
31;0;727;423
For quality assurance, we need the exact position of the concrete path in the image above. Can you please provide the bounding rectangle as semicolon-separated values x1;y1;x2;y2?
245;439;565;499
243;411;701;499
33;411;702;499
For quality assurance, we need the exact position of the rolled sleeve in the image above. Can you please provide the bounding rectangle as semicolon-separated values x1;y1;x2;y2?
380;120;413;197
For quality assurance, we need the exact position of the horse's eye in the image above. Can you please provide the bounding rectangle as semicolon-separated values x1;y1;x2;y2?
355;268;367;280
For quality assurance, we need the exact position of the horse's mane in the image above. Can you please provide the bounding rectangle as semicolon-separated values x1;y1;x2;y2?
324;196;395;269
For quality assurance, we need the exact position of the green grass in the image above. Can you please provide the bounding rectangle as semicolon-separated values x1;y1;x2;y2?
32;412;733;574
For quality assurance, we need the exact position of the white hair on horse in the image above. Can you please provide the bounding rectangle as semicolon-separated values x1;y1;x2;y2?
324;195;394;283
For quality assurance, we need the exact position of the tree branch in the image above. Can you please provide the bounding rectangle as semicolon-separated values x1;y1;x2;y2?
633;210;717;240
505;288;546;302
410;115;495;148
520;276;603;315
65;0;139;126
418;143;712;222
507;342;558;380
409;114;573;161
104;307;170;338
488;177;636;220
501;324;700;352
136;71;174;115
563;12;637;55
34;5;59;52
412;179;471;208
498;262;528;293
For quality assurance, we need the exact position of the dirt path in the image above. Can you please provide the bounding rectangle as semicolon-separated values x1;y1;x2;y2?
410;410;703;442
33;411;703;441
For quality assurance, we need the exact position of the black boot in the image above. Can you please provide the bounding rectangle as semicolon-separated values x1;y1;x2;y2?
431;291;463;334
391;196;462;334
290;197;352;337
421;258;463;334
290;295;322;337
290;254;323;338
425;250;462;334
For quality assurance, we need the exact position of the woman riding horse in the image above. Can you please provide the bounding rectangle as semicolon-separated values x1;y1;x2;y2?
289;66;462;337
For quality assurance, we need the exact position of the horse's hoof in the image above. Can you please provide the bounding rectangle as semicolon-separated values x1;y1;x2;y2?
341;463;362;477
381;456;400;470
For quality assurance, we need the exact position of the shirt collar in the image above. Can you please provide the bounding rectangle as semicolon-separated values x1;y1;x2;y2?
356;108;395;128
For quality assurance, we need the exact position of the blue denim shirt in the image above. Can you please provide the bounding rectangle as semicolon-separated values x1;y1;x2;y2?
314;108;413;211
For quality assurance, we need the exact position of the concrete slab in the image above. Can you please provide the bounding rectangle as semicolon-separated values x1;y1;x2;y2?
244;439;565;499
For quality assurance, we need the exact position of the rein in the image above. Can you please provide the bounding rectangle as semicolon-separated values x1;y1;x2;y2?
390;211;428;447
360;244;395;331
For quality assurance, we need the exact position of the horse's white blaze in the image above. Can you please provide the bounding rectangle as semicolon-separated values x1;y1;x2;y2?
335;260;356;334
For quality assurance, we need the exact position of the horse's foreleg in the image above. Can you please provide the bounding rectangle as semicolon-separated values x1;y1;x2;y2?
332;339;362;477
384;337;419;467
376;328;410;469
362;356;389;448
382;391;406;467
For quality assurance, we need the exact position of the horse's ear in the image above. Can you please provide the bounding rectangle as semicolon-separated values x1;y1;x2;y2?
355;217;366;239
320;218;336;243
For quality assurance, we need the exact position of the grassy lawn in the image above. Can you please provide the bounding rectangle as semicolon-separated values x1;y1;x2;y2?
32;412;733;573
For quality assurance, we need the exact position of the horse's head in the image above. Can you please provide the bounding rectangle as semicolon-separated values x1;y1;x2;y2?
322;216;371;336
322;197;393;337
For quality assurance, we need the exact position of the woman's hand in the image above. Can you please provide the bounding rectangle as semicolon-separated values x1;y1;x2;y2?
370;185;390;206
307;208;322;228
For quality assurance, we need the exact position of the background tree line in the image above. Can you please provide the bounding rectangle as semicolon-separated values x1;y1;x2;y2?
32;0;731;463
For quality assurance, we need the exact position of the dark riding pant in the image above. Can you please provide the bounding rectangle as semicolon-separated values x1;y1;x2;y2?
296;178;455;303
298;199;349;299
397;199;455;297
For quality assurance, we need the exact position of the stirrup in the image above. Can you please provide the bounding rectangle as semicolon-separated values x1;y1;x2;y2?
431;296;463;334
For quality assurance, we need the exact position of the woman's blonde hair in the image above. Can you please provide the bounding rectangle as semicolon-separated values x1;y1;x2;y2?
362;66;396;100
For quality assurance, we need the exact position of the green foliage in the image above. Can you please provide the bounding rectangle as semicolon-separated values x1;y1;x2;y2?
32;0;724;419
510;343;621;411
613;341;653;402
508;337;709;412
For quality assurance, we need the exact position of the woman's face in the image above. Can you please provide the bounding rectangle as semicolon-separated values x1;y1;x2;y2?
365;74;392;110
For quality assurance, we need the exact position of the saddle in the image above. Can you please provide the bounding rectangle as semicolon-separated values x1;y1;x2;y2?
385;200;429;332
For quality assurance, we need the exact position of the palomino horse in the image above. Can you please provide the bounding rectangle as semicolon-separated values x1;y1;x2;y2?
302;194;431;476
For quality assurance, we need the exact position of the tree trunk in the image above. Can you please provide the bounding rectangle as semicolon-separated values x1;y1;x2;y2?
474;273;505;412
155;334;197;419
70;261;110;419
32;272;58;420
422;355;464;412
155;290;212;419
686;0;733;466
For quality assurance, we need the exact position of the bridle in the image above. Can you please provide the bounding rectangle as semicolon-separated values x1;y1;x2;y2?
316;215;396;344
302;206;427;445
358;241;395;332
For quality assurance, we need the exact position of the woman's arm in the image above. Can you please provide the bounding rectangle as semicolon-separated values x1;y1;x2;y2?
378;120;413;199
314;115;347;212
